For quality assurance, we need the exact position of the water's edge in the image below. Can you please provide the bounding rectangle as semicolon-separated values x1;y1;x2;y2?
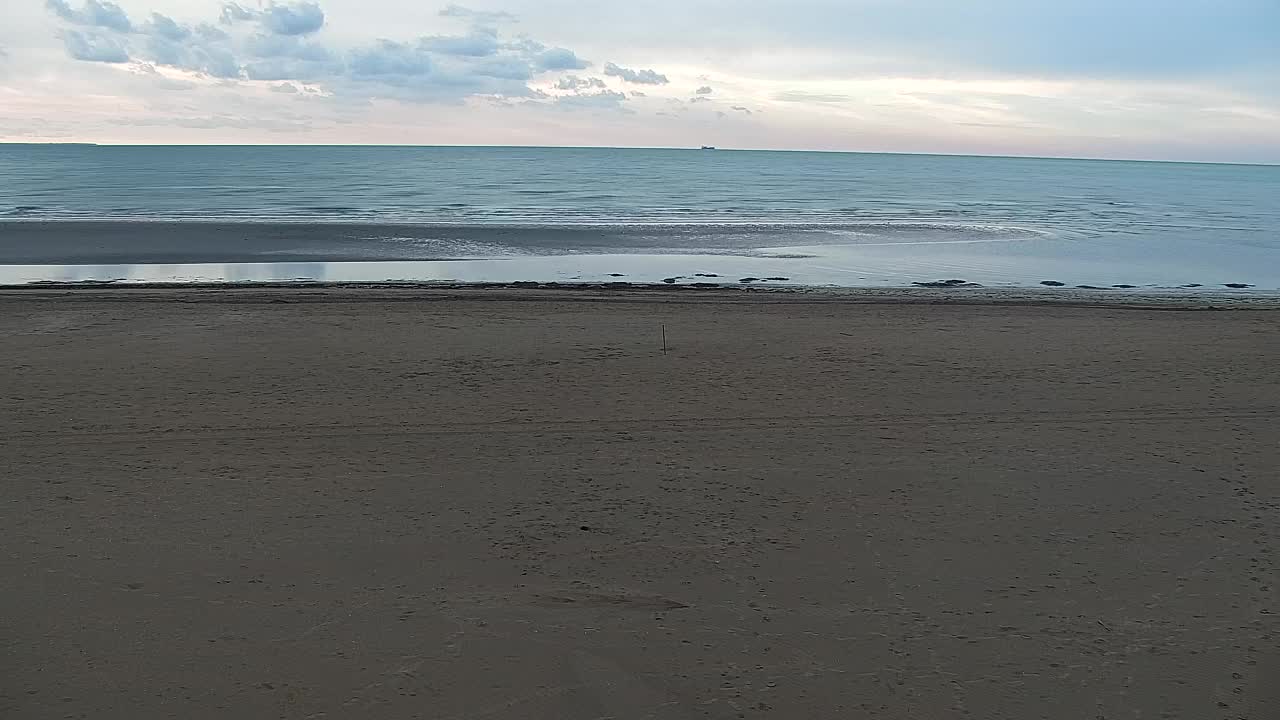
3;281;1277;311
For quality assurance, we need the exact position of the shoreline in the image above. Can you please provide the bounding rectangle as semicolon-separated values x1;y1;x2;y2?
4;281;1280;309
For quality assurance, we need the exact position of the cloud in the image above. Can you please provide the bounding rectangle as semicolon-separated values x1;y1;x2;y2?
554;89;629;111
245;34;334;62
536;48;588;72
147;13;190;41
689;96;711;104
556;75;606;90
220;2;325;36
196;23;230;42
630;90;646;97
347;40;432;79
46;0;132;32
696;85;713;95
603;62;668;85
219;3;253;23
110;113;313;132
731;105;753;114
61;29;130;63
439;4;518;25
420;32;500;57
773;90;851;104
152;37;242;78
42;0;599;103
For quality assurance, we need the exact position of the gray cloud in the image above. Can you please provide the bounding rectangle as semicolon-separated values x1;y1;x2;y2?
147;13;190;41
603;62;668;85
421;32;500;57
221;2;325;36
348;40;432;79
41;0;670;109
46;0;132;32
469;55;533;81
554;89;629;111
147;36;242;78
731;105;753;114
696;85;712;95
61;29;130;63
246;34;334;62
536;48;588;72
196;24;230;42
630;90;646;97
556;75;606;90
689;96;711;104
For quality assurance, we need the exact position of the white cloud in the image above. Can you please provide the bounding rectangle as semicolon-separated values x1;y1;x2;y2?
773;90;851;104
438;4;518;26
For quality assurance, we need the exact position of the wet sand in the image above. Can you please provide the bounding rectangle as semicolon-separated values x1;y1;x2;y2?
2;287;1278;719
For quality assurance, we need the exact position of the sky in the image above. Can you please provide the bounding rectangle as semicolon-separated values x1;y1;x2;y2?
1;0;1278;162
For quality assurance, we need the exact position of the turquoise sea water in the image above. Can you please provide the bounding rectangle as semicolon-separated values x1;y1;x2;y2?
1;145;1277;289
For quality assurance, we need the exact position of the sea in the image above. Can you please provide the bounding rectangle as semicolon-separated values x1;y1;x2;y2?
1;144;1277;291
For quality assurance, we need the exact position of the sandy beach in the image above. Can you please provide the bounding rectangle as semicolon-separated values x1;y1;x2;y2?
2;286;1277;719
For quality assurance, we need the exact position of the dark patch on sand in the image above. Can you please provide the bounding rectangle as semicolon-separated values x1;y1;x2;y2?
1113;284;1137;289
1224;283;1254;289
1040;281;1066;287
913;279;982;288
532;591;689;611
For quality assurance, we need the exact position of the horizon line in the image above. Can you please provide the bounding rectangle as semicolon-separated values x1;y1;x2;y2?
1;141;1277;168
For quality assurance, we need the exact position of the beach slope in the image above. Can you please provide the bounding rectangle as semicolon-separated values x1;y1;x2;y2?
2;288;1277;719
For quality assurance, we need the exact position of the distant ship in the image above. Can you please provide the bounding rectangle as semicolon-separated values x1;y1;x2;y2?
701;145;717;150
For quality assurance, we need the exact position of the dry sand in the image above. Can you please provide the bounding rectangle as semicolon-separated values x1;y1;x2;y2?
2;287;1278;719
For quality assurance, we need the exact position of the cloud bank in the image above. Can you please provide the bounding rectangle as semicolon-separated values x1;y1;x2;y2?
9;0;1276;160
42;1;623;104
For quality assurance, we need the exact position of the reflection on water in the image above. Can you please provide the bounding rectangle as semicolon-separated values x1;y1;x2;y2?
0;243;1277;292
222;262;329;283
